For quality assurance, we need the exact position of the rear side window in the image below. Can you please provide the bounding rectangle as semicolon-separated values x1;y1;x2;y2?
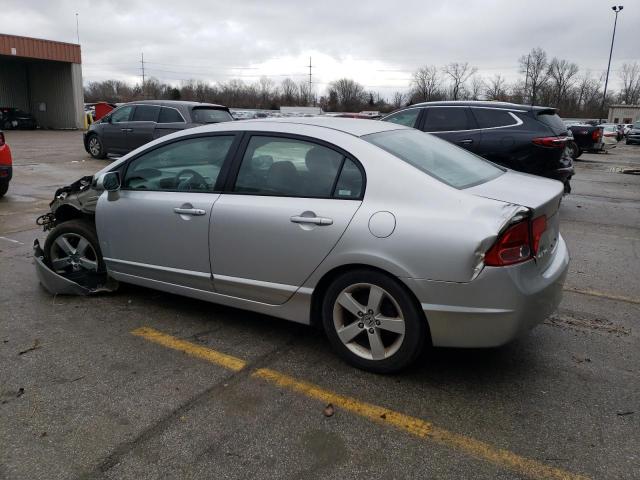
132;105;160;122
233;136;362;199
422;107;470;132
364;129;503;189
471;109;519;128
382;109;421;128
191;108;233;124
158;107;185;123
536;110;567;134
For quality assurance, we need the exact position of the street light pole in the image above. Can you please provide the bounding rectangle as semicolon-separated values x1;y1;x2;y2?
601;5;623;123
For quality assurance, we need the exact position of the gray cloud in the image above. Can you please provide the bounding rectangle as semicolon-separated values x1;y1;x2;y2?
4;0;638;95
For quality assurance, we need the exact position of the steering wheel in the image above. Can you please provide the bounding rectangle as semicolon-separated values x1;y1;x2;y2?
175;169;208;191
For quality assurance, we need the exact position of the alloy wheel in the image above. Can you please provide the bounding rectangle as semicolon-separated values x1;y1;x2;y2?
332;283;406;361
88;137;101;156
49;233;99;274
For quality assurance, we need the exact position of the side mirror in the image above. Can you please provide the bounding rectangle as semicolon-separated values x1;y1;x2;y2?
95;171;121;192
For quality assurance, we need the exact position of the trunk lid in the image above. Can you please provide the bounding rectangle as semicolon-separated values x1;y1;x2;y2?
466;170;564;271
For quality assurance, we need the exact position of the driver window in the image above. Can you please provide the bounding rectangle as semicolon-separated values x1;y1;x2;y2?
110;106;134;123
123;136;234;192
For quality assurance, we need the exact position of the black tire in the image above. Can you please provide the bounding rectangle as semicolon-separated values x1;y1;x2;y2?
322;269;428;373
44;219;105;281
0;181;8;198
574;148;583;159
563;180;571;194
87;134;107;159
566;141;579;160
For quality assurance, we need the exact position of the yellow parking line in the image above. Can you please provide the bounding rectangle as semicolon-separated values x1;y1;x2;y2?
132;327;590;480
563;287;640;305
131;326;246;371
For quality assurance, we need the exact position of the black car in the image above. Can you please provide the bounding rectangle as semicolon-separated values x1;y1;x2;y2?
84;100;233;159
0;107;38;130
382;101;574;192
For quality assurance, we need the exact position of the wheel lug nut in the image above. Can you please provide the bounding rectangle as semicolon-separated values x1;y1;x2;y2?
368;309;373;314
375;320;380;326
357;311;364;317
358;323;364;328
368;328;374;334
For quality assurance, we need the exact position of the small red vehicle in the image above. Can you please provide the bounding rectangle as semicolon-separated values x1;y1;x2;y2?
0;129;13;198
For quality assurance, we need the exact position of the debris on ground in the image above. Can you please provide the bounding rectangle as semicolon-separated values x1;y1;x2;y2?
323;403;335;417
16;388;25;398
18;339;41;356
617;411;634;416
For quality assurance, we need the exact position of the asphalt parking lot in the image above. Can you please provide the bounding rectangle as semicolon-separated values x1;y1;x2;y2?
1;130;639;480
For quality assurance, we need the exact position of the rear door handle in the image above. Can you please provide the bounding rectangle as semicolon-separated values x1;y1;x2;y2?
121;128;133;132
458;139;473;145
290;215;333;226
174;207;206;216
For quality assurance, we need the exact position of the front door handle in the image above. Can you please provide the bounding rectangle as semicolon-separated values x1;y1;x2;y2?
290;215;333;226
121;128;133;132
174;207;206;216
458;139;473;145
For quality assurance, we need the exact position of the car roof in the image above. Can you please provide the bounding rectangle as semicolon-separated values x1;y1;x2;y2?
408;100;540;111
226;117;409;137
127;100;228;109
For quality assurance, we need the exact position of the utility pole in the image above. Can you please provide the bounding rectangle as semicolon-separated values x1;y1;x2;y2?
308;56;313;106
75;13;80;44
141;52;146;98
601;5;623;123
523;54;531;104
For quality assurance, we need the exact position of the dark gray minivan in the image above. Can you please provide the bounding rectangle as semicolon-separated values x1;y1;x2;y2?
83;100;233;159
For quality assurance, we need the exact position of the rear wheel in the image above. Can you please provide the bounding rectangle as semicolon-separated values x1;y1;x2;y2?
322;269;428;373
44;219;105;283
87;134;107;159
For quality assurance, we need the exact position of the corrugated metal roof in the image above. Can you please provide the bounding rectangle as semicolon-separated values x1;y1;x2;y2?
0;34;81;64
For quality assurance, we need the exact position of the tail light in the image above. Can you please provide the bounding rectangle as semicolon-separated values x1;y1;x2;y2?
0;132;4;147
592;129;602;142
485;215;547;267
532;136;567;148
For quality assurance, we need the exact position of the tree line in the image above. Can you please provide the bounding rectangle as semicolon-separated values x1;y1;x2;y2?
84;48;640;117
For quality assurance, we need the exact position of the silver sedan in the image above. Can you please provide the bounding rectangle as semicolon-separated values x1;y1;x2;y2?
35;117;569;372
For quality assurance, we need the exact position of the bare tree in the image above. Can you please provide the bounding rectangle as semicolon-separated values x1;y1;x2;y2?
618;62;640;105
548;58;579;107
443;62;477;101
469;75;485;100
391;91;405;109
298;81;313;106
485;74;508;101
257;76;275;108
329;78;367;111
280;78;297;105
519;47;550;105
411;65;441;102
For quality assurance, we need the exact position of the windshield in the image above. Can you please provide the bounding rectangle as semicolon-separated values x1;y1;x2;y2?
364;129;504;189
191;108;233;124
536;111;566;133
634;122;640;129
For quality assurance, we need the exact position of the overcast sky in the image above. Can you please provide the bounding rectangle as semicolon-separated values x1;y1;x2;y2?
5;0;639;97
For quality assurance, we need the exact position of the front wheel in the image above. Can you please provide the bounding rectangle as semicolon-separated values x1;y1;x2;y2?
322;269;428;373
44;219;105;280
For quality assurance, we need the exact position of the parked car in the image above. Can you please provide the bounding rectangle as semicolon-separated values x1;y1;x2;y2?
626;121;640;145
599;124;620;149
567;124;605;155
0;107;38;130
623;124;633;136
83;100;233;159
35;117;569;373
0;130;13;198
382;101;574;192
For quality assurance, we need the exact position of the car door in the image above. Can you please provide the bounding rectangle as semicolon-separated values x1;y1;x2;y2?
210;134;365;304
127;105;160;151
96;133;239;290
420;106;481;152
101;105;135;153
469;107;526;166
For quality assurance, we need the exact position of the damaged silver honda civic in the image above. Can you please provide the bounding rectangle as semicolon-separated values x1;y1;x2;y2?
34;117;569;372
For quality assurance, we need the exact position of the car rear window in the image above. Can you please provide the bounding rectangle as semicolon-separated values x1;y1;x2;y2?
364;129;504;189
158;107;185;123
191;108;233;124
536;110;567;134
471;108;519;128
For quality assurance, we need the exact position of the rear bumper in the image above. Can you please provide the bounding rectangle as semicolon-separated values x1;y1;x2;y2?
403;235;569;347
545;166;574;183
627;135;640;144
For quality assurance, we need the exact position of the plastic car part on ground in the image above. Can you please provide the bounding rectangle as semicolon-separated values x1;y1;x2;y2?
33;239;118;295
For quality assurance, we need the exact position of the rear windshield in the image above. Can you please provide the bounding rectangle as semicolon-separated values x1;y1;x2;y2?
536;110;567;133
364;129;504;189
191;108;233;124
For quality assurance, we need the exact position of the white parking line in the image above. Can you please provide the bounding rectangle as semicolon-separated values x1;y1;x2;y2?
0;236;24;245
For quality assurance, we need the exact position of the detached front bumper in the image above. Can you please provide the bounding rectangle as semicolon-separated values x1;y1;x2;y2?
34;239;118;295
403;235;570;348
